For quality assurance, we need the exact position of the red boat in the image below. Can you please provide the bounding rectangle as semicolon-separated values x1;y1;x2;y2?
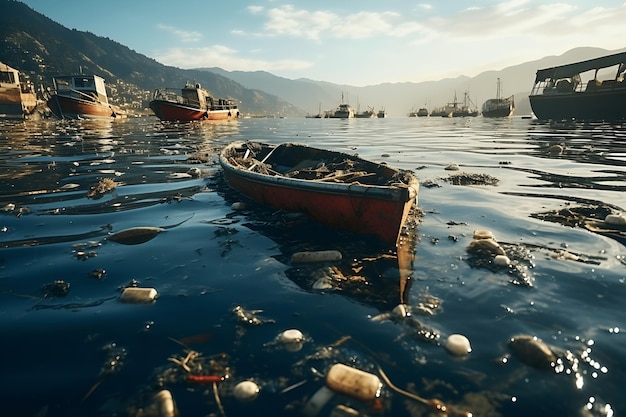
46;74;117;119
149;82;240;121
219;141;419;246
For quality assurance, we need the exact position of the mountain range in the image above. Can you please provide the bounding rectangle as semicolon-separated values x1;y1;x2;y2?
1;0;624;118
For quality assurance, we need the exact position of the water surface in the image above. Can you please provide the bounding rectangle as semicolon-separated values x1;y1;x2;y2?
0;116;624;417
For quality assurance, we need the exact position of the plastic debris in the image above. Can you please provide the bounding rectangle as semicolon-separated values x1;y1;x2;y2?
233;380;260;402
445;334;472;356
108;226;164;245
325;363;382;401
119;287;158;303
292;250;342;263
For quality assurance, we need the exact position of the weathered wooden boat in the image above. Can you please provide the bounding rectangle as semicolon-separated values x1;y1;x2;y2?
482;78;514;118
46;74;117;119
0;62;37;119
149;82;240;122
219;141;419;246
529;51;626;121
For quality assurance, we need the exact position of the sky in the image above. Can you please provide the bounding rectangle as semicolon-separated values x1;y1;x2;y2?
20;0;626;87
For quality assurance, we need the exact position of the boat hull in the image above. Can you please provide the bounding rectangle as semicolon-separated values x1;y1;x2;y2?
0;87;37;119
482;107;513;118
47;94;114;120
150;100;240;122
529;88;626;121
219;142;418;246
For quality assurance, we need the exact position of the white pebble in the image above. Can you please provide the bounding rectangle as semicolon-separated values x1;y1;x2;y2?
233;380;260;402
445;334;472;356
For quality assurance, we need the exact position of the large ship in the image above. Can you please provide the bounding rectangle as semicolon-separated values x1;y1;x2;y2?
528;51;626;121
482;78;514;118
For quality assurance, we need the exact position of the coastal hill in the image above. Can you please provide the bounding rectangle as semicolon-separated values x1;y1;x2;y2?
1;0;624;117
0;0;299;116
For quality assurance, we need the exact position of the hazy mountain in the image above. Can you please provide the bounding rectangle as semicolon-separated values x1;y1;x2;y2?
1;0;624;118
0;0;301;116
202;46;626;117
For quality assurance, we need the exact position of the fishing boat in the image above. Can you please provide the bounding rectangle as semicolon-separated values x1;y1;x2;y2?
355;106;376;118
330;103;355;118
377;108;387;118
528;51;626;121
219;141;419;246
482;78;514;118
46;74;117;119
429;106;453;117
0;62;38;119
149;82;240;122
451;92;479;117
330;93;355;118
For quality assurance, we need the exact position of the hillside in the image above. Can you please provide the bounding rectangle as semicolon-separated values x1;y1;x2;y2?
0;0;301;116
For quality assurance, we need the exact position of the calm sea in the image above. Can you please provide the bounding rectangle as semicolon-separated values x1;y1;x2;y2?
0;116;624;417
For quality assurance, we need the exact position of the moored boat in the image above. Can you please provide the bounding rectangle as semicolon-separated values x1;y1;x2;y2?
150;82;240;122
0;62;38;119
377;108;387;118
355;106;376;118
330;103;355;118
429;106;453;117
451;92;479;117
46;74;117;119
219;141;419;246
482;78;514;118
528;51;626;121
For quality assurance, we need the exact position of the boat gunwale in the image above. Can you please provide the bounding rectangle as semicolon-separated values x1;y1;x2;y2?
219;142;418;203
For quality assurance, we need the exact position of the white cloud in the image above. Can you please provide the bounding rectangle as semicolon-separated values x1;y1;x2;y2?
154;45;313;72
156;24;202;43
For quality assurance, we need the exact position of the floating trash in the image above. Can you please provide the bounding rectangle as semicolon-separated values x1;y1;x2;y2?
493;254;511;266
371;304;409;321
139;390;178;417
42;280;70;298
445;334;472;356
509;335;556;370
233;305;275;326
292;250;343;263
473;229;494;240
467;237;506;256
119;287;158;304
107;226;164;245
278;328;306;352
605;213;626;225
326;363;382;401
233;380;260;402
86;178;118;199
231;201;247;210
302;386;335;417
